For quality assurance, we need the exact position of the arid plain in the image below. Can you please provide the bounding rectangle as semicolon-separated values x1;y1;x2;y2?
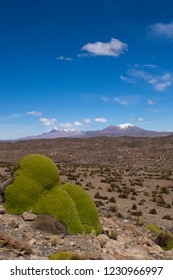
0;136;173;259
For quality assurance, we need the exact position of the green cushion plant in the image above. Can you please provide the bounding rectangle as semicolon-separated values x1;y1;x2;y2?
4;175;43;214
146;223;173;250
3;154;102;235
14;154;60;190
48;251;86;260
61;183;102;234
32;188;85;234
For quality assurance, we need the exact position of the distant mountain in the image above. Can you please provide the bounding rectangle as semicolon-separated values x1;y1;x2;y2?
17;128;85;140
17;123;172;141
84;123;171;137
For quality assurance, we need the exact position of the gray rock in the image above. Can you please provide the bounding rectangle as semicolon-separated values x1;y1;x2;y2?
0;205;6;214
7;218;19;229
0;177;15;203
32;214;68;235
22;212;37;221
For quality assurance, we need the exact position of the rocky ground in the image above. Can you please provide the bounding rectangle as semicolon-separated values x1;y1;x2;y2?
0;136;173;260
0;206;173;260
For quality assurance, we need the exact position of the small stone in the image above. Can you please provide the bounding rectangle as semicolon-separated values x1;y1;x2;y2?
105;239;125;255
86;252;104;260
29;238;36;246
7;219;19;229
97;234;109;247
22;212;37;221
30;256;49;260
0;205;6;214
58;238;64;245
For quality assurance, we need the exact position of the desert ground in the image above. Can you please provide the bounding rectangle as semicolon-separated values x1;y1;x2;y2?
0;136;173;259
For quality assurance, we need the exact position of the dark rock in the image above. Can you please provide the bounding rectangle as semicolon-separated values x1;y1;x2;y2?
0;177;15;203
32;214;67;235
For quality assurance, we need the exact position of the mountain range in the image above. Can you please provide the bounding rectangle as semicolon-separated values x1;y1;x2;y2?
17;123;172;140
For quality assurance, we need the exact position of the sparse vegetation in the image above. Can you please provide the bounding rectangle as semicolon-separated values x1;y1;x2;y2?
48;251;86;260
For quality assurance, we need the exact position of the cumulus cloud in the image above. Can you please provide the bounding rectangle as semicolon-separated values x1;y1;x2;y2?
60;121;83;128
121;65;173;91
39;118;57;126
73;121;82;126
27;111;42;116
56;56;73;61
80;38;128;57
95;117;107;123
83;118;91;124
150;22;173;40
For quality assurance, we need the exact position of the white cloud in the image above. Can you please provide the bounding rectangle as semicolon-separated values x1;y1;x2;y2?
60;122;73;129
0;114;22;122
113;96;129;105
100;96;110;102
73;121;82;126
27;111;42;116
138;118;144;122
121;65;173;91
154;81;171;91
11;113;22;118
113;95;139;106
129;118;144;122
39;118;57;126
95;117;107;123
60;121;83;128
143;64;158;69
56;56;73;61
147;99;155;105
120;75;134;83
100;95;139;106
83;118;91;124
80;38;128;57
150;106;167;113
150;22;173;40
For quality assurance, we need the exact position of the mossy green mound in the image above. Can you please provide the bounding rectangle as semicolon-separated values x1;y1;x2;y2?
48;251;86;260
4;175;43;214
61;183;102;234
32;188;85;234
146;223;173;250
146;223;163;234
3;154;102;235
15;154;60;190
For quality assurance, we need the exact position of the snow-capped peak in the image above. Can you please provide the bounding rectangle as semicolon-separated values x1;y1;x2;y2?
118;123;134;129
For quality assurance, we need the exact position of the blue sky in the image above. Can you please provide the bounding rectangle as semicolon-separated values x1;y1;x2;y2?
0;0;173;139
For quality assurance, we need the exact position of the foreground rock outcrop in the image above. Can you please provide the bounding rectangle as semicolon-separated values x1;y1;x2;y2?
0;207;173;260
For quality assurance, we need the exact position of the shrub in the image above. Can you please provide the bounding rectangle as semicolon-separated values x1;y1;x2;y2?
149;209;157;215
146;223;163;234
132;204;137;210
4;155;102;235
162;215;172;220
61;183;102;235
160;187;169;195
109;197;116;203
32;187;85;234
14;154;60;190
155;232;173;250
4;175;43;214
48;251;86;260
